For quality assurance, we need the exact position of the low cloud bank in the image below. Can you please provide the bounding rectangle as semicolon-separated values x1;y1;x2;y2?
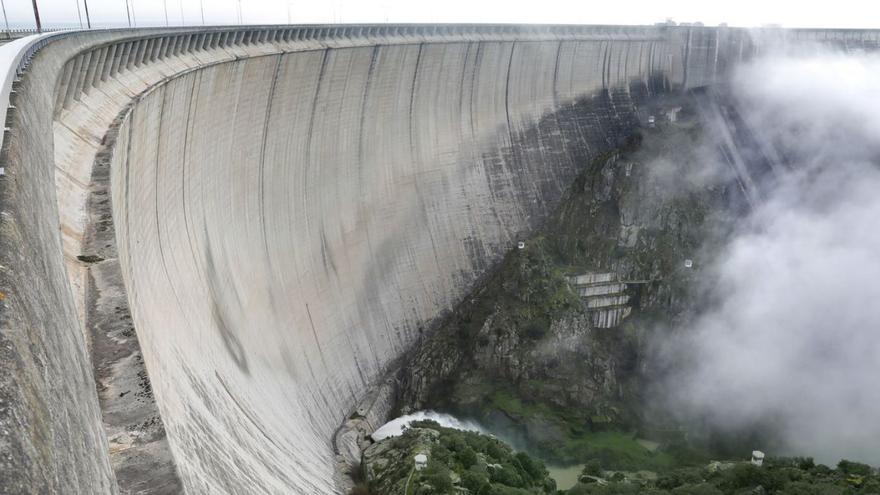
655;50;880;464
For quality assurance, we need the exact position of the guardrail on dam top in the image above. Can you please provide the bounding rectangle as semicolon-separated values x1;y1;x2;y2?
0;24;878;494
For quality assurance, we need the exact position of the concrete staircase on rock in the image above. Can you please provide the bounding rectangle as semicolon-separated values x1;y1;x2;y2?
568;273;631;328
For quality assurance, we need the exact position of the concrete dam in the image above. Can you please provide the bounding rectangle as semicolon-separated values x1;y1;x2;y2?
0;24;876;494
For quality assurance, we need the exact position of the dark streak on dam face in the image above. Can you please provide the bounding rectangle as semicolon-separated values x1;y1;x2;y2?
0;24;878;494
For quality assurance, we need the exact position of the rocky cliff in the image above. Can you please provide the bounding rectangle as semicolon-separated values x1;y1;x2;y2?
397;97;743;464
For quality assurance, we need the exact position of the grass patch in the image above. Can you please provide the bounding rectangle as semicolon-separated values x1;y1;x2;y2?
478;385;676;470
557;431;676;471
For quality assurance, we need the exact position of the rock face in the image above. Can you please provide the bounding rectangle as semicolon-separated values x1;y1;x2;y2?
333;375;400;493
397;103;742;450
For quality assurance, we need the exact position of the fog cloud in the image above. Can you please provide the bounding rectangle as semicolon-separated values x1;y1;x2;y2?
658;49;880;465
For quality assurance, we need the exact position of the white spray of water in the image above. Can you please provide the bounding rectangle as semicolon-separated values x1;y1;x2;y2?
371;410;485;441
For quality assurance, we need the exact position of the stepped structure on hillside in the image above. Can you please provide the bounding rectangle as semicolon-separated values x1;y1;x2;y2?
568;273;632;328
0;24;877;494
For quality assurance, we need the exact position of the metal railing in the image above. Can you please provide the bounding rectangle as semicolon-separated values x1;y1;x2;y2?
1;27;75;41
6;23;676;81
13;30;77;78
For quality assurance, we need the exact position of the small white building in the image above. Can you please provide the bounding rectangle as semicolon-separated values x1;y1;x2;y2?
414;453;428;471
751;450;765;467
684;259;693;268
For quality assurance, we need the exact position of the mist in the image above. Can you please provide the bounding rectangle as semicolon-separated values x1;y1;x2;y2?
655;49;880;465
371;410;486;441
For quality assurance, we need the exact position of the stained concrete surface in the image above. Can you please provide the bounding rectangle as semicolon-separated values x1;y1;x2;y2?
84;110;182;494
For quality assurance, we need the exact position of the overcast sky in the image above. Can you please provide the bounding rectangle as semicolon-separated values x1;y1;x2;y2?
0;0;876;30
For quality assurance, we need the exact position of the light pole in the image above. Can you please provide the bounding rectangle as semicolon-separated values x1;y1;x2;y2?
199;0;204;25
83;0;91;29
0;0;8;38
129;0;137;27
178;0;184;25
31;0;41;32
75;0;83;28
163;0;169;26
124;0;131;27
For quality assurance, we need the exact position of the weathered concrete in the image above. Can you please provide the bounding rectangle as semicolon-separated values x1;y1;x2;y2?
1;24;878;494
85;109;182;494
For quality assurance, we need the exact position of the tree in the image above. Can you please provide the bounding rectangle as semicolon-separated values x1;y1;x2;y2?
420;460;453;492
457;447;478;469
670;484;722;495
461;470;490;494
582;459;603;477
514;451;546;483
490;464;525;488
837;459;872;476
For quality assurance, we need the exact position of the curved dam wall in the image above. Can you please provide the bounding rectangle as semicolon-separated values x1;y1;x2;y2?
109;36;679;494
1;24;877;493
110;42;657;492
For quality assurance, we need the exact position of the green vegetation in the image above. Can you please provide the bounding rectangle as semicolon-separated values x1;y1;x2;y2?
440;235;584;350
361;423;880;495
478;384;675;470
564;458;880;495
557;431;675;471
362;420;558;495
